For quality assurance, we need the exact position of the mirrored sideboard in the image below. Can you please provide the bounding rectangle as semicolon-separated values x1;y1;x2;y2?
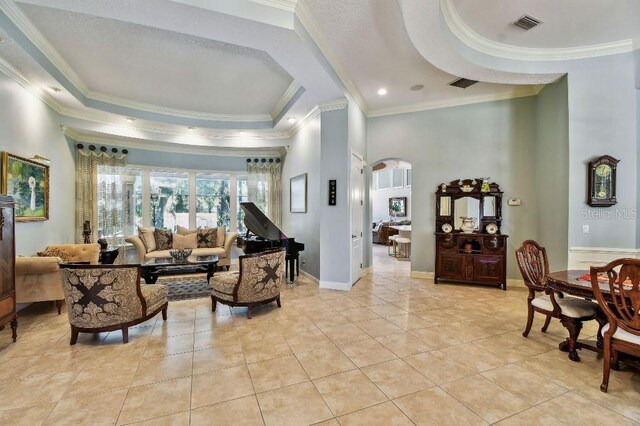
434;179;508;290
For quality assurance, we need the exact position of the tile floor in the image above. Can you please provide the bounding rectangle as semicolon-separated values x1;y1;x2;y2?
0;245;638;425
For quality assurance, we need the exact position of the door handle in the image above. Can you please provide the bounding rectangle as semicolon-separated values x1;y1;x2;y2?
351;235;357;238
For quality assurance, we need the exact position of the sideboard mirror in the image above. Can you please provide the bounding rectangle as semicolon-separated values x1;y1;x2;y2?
435;179;503;234
453;197;480;230
483;195;496;217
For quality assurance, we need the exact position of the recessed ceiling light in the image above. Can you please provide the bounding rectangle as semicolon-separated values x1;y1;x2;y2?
287;117;297;124
377;88;388;96
410;84;424;91
126;117;136;122
48;86;61;93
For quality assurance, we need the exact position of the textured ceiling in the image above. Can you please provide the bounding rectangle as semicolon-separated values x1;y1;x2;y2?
304;0;529;113
451;0;640;49
18;3;294;115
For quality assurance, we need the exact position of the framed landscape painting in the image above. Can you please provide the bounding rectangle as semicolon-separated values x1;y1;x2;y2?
290;173;307;213
1;152;49;221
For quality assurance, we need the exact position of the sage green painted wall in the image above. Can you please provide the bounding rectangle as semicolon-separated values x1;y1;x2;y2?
536;77;570;270
367;96;540;279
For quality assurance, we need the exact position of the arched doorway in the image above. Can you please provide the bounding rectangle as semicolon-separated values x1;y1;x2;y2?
369;158;412;275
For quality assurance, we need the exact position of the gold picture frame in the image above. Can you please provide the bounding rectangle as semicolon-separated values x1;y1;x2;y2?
1;152;49;221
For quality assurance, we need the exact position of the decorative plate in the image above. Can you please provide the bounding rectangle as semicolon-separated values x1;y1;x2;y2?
441;223;453;233
486;223;498;235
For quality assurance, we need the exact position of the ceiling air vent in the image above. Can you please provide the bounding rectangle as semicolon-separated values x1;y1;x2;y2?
448;77;478;89
513;14;542;30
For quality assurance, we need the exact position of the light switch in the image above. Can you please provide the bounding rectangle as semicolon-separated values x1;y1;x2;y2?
507;198;521;206
582;225;590;234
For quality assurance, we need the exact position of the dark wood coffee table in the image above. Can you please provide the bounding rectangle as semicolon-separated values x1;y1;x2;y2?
141;255;219;284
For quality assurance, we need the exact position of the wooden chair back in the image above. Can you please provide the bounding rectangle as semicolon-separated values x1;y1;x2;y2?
515;240;549;291
591;259;640;337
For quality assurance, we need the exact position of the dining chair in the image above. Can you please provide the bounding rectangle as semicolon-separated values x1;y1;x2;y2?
515;240;599;361
590;259;640;392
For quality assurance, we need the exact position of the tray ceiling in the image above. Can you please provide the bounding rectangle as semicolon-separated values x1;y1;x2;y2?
451;0;640;49
18;3;294;116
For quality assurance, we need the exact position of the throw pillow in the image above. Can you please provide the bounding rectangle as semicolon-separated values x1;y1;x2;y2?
138;227;156;253
173;232;198;249
154;228;173;250
176;225;198;236
37;247;72;263
197;227;217;248
216;227;226;248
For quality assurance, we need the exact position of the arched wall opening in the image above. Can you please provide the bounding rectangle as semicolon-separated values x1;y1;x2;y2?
368;157;413;275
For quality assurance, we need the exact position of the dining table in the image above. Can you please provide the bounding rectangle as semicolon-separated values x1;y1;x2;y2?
389;225;411;239
546;270;640;369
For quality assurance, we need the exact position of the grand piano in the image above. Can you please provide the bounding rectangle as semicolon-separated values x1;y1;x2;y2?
240;202;305;282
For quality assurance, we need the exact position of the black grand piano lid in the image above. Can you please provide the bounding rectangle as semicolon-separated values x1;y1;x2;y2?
240;202;287;240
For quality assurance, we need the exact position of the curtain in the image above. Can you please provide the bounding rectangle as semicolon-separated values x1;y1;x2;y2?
76;150;127;247
247;162;281;227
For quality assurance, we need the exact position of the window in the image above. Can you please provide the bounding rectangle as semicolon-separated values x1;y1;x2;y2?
406;169;412;187
237;177;248;233
150;172;189;231
196;174;230;230
392;168;404;188
376;170;390;190
123;168;142;235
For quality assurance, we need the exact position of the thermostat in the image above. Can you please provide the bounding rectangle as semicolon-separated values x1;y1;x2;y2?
508;198;521;206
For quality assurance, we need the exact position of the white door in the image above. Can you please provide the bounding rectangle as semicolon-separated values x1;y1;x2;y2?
351;152;365;284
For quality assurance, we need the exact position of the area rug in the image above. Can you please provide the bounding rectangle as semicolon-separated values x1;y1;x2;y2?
157;275;211;301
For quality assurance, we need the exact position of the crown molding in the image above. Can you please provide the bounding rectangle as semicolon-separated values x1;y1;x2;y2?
318;98;348;112
87;91;272;123
367;85;541;118
0;54;68;112
62;126;286;157
270;79;302;118
441;0;634;62
251;0;297;13
288;103;320;136
295;1;370;115
0;0;88;92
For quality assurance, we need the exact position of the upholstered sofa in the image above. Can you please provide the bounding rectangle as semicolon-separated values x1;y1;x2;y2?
15;244;101;314
372;220;411;245
126;227;238;269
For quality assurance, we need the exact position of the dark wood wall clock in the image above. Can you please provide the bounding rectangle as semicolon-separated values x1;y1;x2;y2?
587;155;619;207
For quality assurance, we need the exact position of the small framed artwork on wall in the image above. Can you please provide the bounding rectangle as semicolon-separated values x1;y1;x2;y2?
389;196;407;217
1;152;49;222
290;173;307;213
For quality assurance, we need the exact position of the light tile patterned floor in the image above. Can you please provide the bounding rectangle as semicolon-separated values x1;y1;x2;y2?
0;245;639;425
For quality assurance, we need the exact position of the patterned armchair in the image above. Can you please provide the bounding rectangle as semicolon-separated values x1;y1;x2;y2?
60;264;168;344
210;248;285;318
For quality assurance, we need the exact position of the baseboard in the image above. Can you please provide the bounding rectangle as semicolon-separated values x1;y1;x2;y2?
299;269;319;285
410;271;434;279
568;246;640;270
319;280;352;291
507;278;526;288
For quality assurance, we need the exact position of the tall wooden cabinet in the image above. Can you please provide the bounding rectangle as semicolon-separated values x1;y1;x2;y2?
0;196;17;341
434;179;508;290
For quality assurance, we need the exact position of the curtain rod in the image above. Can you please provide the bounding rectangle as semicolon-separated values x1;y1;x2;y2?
76;143;128;154
246;158;281;163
